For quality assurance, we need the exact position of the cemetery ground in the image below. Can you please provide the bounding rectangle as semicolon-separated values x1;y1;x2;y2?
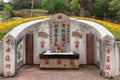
0;65;120;80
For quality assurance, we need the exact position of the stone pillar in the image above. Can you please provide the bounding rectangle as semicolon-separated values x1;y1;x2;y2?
100;35;115;78
114;41;120;76
0;41;3;75
3;35;16;77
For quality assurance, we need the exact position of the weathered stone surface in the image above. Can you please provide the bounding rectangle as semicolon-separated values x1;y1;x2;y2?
0;41;3;75
101;35;115;78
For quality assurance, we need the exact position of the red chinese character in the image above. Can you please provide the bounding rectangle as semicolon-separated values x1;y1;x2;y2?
6;64;11;69
57;59;62;65
67;40;70;43
6;71;11;77
74;40;80;48
58;15;62;20
44;59;49;64
40;41;45;48
62;23;66;28
55;37;58;42
54;23;58;28
5;55;11;61
105;40;110;46
5;39;11;45
70;59;74;65
106;56;110;62
62;38;65;42
62;43;65;47
105;48;111;54
6;47;11;53
54;43;58;47
67;24;69;27
105;64;111;70
105;72;110;78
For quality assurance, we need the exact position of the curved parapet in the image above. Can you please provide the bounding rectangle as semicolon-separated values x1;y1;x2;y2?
70;18;114;39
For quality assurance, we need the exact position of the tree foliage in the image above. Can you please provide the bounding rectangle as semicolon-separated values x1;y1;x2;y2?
93;0;104;19
12;0;41;9
80;0;95;17
109;0;120;18
69;0;80;15
42;0;68;14
4;4;15;18
1;0;120;23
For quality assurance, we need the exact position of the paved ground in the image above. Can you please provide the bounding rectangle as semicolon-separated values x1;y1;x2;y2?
0;65;120;80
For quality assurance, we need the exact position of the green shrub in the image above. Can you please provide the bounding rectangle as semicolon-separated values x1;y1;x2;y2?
42;0;68;14
4;4;15;18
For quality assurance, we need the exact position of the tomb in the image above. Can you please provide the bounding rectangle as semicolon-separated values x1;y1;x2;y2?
1;13;117;78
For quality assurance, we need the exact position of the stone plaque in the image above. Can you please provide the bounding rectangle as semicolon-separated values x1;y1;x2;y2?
49;13;71;52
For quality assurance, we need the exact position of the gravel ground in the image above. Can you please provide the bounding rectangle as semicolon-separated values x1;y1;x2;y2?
0;65;120;80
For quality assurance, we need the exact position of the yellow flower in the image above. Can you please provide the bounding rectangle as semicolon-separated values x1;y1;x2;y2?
0;16;120;40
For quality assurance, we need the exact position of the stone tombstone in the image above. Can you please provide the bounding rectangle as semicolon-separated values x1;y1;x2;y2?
49;13;71;52
101;35;115;78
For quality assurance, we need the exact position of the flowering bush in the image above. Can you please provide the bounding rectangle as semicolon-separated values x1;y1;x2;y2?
75;17;120;40
0;16;120;40
0;16;48;40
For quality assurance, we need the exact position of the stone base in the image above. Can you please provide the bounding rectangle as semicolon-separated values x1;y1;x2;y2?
39;53;79;69
40;59;79;69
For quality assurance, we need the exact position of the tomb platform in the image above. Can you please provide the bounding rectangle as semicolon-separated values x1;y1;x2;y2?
39;51;79;69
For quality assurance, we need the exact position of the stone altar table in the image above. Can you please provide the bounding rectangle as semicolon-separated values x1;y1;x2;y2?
39;51;79;69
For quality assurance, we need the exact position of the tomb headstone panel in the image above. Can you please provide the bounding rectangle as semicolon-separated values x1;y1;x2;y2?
50;13;71;52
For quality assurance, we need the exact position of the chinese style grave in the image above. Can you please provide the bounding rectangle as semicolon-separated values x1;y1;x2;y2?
2;13;115;78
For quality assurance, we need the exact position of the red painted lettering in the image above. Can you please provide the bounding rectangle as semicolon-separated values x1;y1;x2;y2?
105;64;111;70
6;64;11;69
44;59;49;65
105;40;110;46
105;48;111;54
5;39;11;45
6;47;11;53
5;55;11;61
62;23;66;28
6;71;11;77
70;59;74;65
74;40;80;48
106;56;110;62
55;37;58;42
40;41;45;48
57;59;62;65
105;72;110;78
